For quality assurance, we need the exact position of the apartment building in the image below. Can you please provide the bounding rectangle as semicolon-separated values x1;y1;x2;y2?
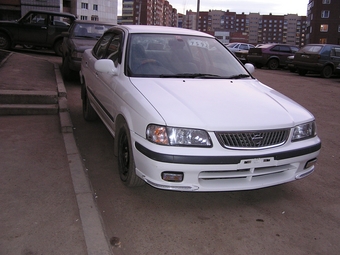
0;0;117;23
0;0;20;20
306;0;340;44
121;0;177;26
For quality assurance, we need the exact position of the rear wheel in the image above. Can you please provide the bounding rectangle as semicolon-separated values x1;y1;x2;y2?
117;122;144;187
0;32;11;50
321;65;333;78
267;59;279;70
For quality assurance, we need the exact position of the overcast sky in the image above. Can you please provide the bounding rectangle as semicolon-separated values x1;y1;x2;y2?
117;0;309;16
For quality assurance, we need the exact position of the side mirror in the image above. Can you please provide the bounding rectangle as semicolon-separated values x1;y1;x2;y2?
94;59;118;76
244;63;255;74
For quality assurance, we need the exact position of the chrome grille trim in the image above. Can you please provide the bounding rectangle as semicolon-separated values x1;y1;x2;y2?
215;129;289;149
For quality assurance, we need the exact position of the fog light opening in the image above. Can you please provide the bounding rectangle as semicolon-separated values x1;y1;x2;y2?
304;158;317;169
162;172;184;182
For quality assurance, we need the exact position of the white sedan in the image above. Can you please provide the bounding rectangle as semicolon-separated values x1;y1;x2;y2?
80;25;321;192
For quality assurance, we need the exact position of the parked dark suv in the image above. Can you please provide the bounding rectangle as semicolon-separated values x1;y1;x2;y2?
293;44;340;78
0;10;76;56
247;44;299;70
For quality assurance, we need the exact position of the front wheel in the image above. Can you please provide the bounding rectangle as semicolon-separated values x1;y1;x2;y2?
321;65;333;78
0;32;11;50
267;59;279;70
117;122;145;187
54;40;63;56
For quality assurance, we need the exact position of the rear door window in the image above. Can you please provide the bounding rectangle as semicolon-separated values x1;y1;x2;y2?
49;14;73;27
279;46;291;53
331;47;340;57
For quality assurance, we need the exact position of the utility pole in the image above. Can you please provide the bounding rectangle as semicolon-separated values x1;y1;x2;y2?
196;0;200;30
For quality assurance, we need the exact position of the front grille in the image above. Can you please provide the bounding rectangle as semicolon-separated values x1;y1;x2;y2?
215;129;289;149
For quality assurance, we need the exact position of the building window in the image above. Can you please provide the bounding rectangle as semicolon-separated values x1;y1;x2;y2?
321;10;330;18
322;0;331;4
81;2;88;9
80;15;87;20
320;24;328;32
319;38;327;44
93;4;98;11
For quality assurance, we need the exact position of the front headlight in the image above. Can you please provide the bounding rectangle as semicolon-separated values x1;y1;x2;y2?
292;121;316;142
146;124;212;147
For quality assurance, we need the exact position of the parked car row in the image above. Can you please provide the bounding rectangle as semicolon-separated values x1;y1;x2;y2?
0;10;116;77
247;44;299;70
232;41;340;78
79;25;321;192
0;10;76;55
293;44;340;78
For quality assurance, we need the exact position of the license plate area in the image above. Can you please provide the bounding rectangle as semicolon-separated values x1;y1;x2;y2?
238;157;275;169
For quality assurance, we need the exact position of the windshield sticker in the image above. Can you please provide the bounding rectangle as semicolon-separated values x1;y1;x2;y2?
188;39;209;49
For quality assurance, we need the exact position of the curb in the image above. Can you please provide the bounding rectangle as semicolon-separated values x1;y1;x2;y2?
53;63;113;255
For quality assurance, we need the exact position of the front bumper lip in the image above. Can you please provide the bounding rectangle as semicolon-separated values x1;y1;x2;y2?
135;141;321;165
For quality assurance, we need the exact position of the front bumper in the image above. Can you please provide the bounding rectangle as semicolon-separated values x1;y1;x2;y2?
68;57;81;71
132;133;321;192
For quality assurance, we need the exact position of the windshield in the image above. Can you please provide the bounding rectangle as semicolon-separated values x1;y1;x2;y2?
73;23;112;39
301;45;323;53
127;34;250;78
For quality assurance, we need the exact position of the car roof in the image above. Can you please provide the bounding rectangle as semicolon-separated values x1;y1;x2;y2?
25;10;76;19
303;43;340;47
106;25;214;37
259;43;297;48
72;20;115;26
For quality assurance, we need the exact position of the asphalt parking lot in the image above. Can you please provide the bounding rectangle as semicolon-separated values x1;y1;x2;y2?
63;66;340;255
2;47;339;254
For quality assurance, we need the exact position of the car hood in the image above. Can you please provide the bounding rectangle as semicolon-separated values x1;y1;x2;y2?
70;38;97;52
129;78;314;131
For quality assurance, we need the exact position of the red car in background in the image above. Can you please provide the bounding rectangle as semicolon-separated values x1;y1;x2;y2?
247;44;299;70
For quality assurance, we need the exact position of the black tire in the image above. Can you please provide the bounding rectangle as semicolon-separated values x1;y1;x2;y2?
117;122;144;187
0;32;11;50
298;69;307;76
82;89;98;121
54;39;63;56
267;59;279;70
61;56;71;80
321;65;333;78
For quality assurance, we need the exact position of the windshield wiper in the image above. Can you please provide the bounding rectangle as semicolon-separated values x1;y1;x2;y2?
226;74;251;79
159;73;224;78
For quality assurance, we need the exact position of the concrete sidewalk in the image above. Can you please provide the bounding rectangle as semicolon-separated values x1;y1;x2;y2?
0;50;113;255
